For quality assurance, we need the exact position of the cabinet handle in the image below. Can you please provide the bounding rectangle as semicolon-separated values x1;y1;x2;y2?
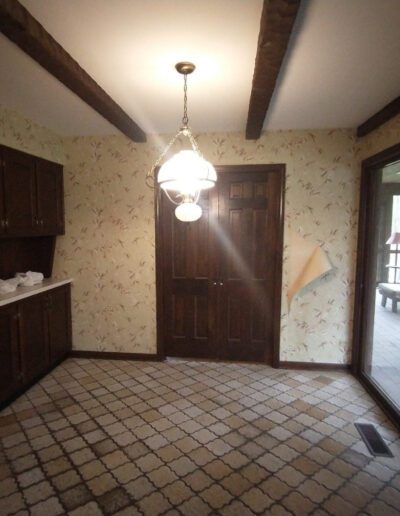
40;219;44;226
4;218;8;228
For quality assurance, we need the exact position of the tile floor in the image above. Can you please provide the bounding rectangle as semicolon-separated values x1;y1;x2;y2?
0;358;399;515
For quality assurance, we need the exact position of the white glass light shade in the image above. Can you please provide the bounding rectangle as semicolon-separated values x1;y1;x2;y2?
158;150;217;195
175;202;202;222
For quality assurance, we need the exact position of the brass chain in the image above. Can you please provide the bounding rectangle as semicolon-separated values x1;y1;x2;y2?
182;73;189;127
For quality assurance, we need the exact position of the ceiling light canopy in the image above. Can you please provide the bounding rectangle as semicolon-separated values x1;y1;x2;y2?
147;62;217;222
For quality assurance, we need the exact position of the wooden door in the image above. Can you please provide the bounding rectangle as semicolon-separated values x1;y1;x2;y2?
0;303;20;405
48;285;72;364
19;293;49;384
160;190;219;359
0;147;6;236
217;168;283;362
36;159;64;235
158;165;284;364
2;147;37;235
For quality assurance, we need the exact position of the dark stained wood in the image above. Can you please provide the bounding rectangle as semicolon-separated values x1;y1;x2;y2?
0;0;146;143
279;361;350;371
156;164;285;365
0;147;5;236
70;350;162;361
161;189;219;359
0;145;65;238
357;97;400;138
217;167;284;363
0;285;73;409
35;158;65;235
0;303;20;404
18;293;49;385
47;285;72;364
2;146;36;235
0;237;56;279
246;0;301;140
352;142;400;429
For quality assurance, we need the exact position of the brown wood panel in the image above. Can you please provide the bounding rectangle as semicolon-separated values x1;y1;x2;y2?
162;190;218;359
0;303;20;404
19;293;49;385
0;236;56;279
357;97;400;138
48;285;72;364
0;147;5;236
246;0;301;139
2;147;36;235
217;169;280;363
157;164;285;365
35;158;65;235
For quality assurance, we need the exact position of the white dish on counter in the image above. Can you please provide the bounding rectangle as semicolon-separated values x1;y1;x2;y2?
0;278;73;307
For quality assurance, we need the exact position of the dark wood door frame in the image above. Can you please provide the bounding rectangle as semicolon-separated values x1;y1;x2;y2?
353;142;400;428
155;164;285;367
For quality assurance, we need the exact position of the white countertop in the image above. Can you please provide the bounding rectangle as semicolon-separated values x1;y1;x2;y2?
0;278;73;307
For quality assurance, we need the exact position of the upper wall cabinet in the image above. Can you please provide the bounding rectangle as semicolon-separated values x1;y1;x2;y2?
0;145;64;237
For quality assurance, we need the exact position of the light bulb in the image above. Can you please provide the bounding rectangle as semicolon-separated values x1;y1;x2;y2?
175;202;202;222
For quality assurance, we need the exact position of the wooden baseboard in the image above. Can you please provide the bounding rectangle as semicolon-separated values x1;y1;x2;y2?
69;350;162;362
278;361;351;371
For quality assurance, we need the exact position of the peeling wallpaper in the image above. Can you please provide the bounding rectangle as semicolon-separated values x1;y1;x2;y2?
5;105;399;363
0;105;64;163
51;129;359;363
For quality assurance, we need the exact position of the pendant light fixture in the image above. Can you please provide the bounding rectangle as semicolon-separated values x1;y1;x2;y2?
147;62;217;222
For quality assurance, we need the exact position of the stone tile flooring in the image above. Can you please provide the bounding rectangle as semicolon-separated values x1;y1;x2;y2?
0;358;399;515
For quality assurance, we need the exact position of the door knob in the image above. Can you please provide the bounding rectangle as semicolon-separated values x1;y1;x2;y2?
219;281;224;286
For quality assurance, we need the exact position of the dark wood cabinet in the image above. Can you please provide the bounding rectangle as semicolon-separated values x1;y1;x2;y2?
2;147;37;236
0;303;20;405
0;145;64;237
36;158;64;235
47;285;72;365
0;284;72;407
19;293;49;385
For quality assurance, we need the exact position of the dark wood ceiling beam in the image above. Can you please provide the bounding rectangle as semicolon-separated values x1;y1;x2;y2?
246;0;301;140
357;96;400;137
0;0;146;143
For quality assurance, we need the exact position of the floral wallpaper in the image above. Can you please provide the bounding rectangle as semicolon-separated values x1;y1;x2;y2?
51;129;360;363
0;105;64;163
1;103;370;363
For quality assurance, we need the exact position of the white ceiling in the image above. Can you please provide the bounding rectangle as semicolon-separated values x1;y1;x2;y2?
0;0;400;137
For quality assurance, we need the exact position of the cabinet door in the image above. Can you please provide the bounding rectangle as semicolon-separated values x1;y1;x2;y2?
0;303;20;405
3;147;37;236
0;147;6;236
35;159;64;235
48;285;72;364
19;294;49;385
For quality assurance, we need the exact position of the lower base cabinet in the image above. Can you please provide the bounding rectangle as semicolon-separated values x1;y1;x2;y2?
0;284;72;407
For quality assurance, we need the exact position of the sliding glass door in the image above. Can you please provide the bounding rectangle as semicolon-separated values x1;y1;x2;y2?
354;144;400;426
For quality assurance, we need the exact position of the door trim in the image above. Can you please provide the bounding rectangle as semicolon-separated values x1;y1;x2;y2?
352;142;400;428
155;164;286;366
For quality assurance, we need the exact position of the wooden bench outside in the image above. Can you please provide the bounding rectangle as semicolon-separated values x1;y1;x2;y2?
378;283;400;313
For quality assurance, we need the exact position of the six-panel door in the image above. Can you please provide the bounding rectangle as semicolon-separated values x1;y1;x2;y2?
159;165;284;363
